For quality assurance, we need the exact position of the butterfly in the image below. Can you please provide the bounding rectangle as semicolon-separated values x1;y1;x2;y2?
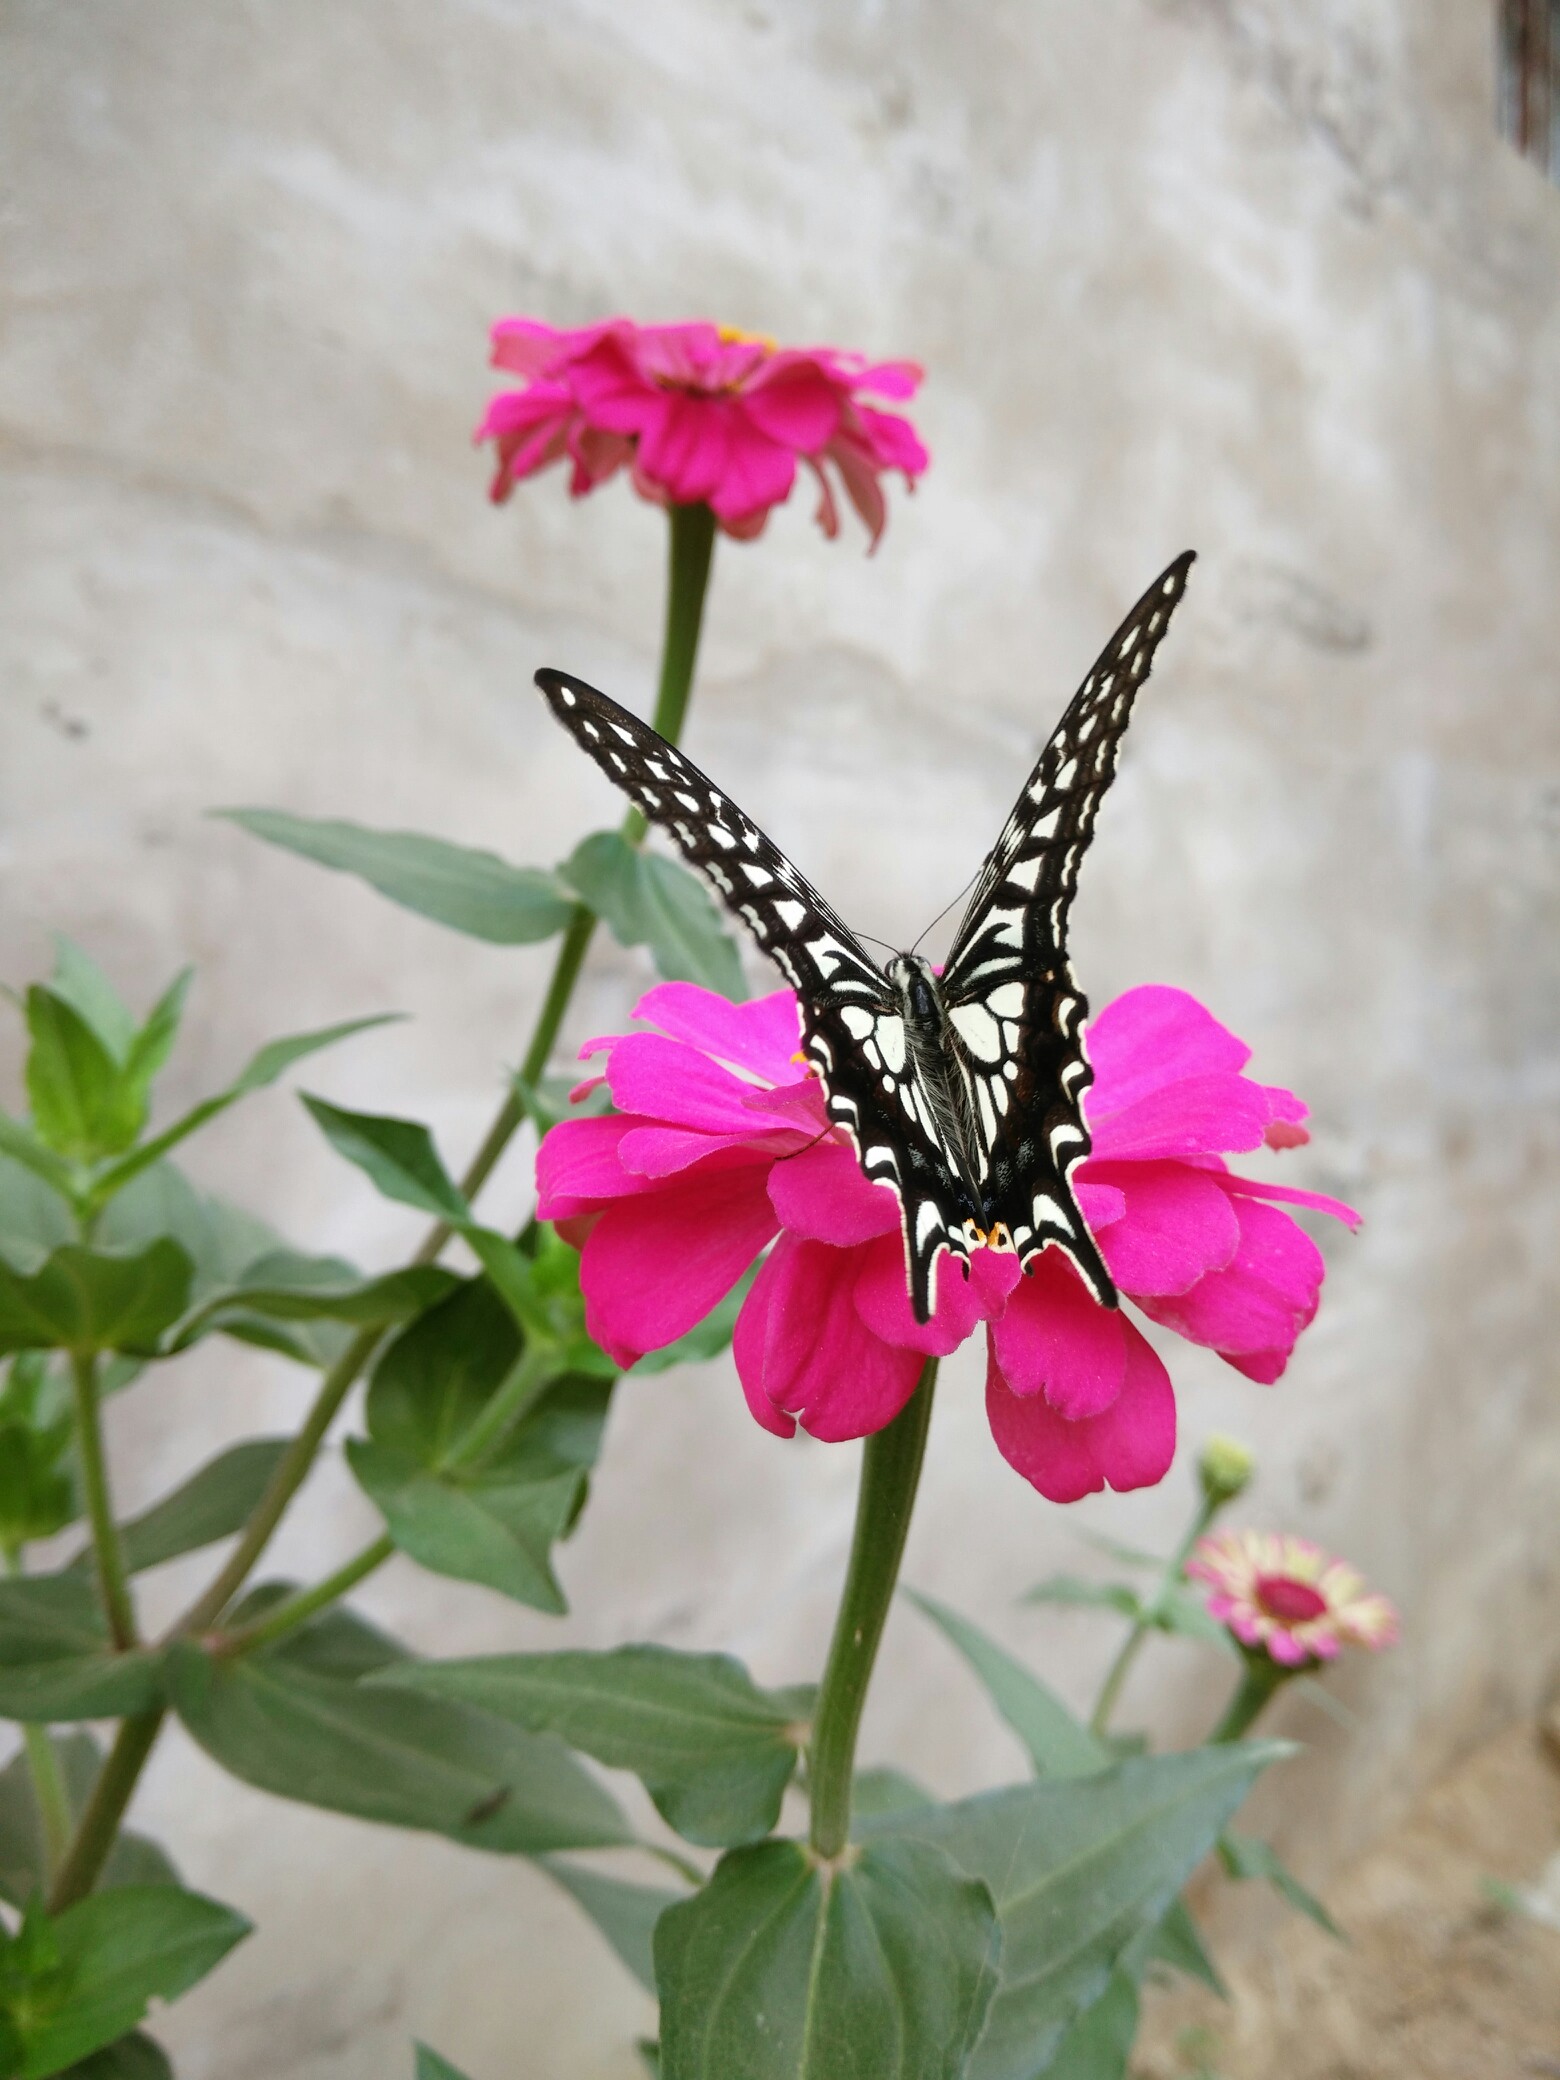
537;549;1195;1326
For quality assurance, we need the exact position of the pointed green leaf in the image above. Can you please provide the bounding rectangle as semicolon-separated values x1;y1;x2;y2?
366;1280;519;1464
561;832;747;1000
1036;1967;1139;2080
413;2050;473;2080
1149;1899;1225;1995
95;1439;290;1577
168;1618;630;1854
866;1746;1286;2080
59;2031;173;2079
24;987;131;1160
0;1574;164;1719
1022;1575;1143;1620
1148;1583;1239;1652
89;1016;398;1205
0;1734;177;1909
1218;1830;1342;1937
655;1836;999;2080
49;941;137;1062
542;1858;680;1992
168;1257;458;1350
0;1241;193;1355
851;1768;937;1819
0;1118;76;1205
116;970;194;1120
301;1097;469;1223
373;1645;808;1848
220;810;575;945
905;1589;1105;1780
1069;1529;1165;1571
11;1885;248;2078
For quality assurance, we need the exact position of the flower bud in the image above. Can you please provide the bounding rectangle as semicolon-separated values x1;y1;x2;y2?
1198;1434;1255;1506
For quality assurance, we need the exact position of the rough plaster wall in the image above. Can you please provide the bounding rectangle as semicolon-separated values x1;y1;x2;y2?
1;1;1558;2073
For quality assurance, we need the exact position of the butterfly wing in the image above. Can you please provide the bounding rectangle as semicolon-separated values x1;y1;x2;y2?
537;669;976;1319
938;551;1197;1304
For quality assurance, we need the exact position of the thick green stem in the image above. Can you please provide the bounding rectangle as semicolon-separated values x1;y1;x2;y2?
1089;1491;1220;1739
70;1350;137;1651
48;1709;164;1911
808;1361;938;1862
21;1724;74;1880
220;1533;395;1657
1208;1656;1289;1744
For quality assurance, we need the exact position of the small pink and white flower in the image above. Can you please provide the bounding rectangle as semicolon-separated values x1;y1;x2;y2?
477;317;928;544
537;980;1359;1505
1187;1529;1399;1666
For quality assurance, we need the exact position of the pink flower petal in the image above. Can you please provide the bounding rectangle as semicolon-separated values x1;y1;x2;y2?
739;364;843;452
767;1139;902;1247
1076;1179;1127;1231
1135;1195;1325;1368
580;1160;779;1367
634;982;803;1085
1087;1072;1278;1162
985;1321;1175;1503
1086;986;1252;1112
1087;1159;1241;1298
1220;1173;1362;1230
989;1251;1129;1418
605;1034;800;1140
853;1236;1021;1357
708;424;799;527
734;1236;923;1442
634;393;734;505
536;1113;666;1217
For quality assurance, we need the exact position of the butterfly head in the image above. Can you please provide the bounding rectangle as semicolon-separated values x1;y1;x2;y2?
885;951;940;1025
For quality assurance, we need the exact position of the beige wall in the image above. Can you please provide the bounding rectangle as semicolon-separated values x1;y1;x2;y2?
3;3;1559;2074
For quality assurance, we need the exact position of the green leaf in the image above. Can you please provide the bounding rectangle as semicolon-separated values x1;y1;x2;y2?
638;2046;660;2079
1218;1831;1342;1938
1148;1900;1225;1996
1069;1529;1165;1571
0;1417;76;1551
413;2050;472;2080
48;942;137;1063
1021;1576;1142;1621
0;1121;76;1208
0;1575;164;1720
11;1885;248;2078
24;988;132;1161
905;1590;1106;1780
0;1241;193;1356
374;1645;809;1849
0;1734;178;1908
561;832;746;999
115;971;194;1128
366;1280;520;1463
866;1746;1285;2080
102;1439;290;1577
301;1098;469;1224
851;1769;937;1819
167;1616;630;1855
541;1858;680;1993
655;1836;999;2080
89;1016;398;1206
58;2032;173;2080
631;1264;757;1377
219;810;575;946
167;1257;458;1351
1037;1967;1139;2080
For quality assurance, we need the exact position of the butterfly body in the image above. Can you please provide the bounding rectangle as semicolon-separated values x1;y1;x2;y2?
538;550;1195;1324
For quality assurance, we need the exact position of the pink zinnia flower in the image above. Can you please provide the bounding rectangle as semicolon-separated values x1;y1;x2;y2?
1187;1529;1399;1666
536;982;1359;1504
477;317;928;545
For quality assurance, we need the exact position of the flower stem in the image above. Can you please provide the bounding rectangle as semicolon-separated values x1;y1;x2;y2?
48;1708;164;1911
1208;1655;1289;1743
70;1350;137;1652
808;1361;938;1862
218;1533;395;1657
1;1549;75;1878
1088;1491;1220;1739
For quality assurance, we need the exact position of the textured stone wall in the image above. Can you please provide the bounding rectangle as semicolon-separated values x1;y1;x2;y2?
2;4;1558;2075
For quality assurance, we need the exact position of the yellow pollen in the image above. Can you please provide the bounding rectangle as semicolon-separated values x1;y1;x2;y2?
718;324;778;350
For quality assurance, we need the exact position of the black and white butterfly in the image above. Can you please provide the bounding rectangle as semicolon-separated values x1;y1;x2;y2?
538;550;1195;1326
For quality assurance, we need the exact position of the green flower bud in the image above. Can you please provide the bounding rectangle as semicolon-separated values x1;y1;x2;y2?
1198;1433;1255;1506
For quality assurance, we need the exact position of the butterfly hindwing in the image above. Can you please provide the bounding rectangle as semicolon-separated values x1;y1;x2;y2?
939;551;1197;1303
536;669;975;1317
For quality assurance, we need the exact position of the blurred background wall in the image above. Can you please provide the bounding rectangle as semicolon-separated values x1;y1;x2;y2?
2;2;1558;2074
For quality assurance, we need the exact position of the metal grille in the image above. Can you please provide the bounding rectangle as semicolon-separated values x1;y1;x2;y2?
1498;0;1560;180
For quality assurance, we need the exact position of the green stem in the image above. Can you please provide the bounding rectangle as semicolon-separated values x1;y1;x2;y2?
808;1361;938;1862
21;1723;74;1880
1088;1491;1219;1739
444;1344;555;1473
48;1709;164;1911
69;1349;137;1651
220;1533;395;1657
1208;1656;1289;1744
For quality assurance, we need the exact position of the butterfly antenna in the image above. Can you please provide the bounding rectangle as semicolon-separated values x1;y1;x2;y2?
910;867;982;958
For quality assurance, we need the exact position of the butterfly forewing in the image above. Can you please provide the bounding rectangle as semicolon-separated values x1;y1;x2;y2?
536;669;976;1316
939;551;1197;1303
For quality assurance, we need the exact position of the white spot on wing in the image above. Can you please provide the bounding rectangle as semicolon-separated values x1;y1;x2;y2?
950;1004;1002;1062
